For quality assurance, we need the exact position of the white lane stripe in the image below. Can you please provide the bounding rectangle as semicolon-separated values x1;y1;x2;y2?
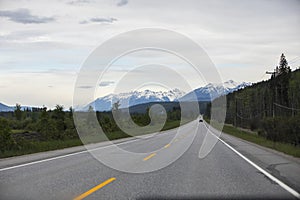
205;124;300;199
0;121;196;172
0;150;88;172
0;138;140;172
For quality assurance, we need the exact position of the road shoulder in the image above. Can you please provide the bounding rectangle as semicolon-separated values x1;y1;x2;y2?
207;123;300;192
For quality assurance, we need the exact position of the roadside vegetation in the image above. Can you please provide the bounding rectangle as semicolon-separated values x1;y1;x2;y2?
206;54;300;157
0;104;196;158
205;118;300;158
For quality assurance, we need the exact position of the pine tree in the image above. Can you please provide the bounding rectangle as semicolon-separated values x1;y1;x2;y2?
112;101;120;111
279;53;291;74
277;53;291;108
0;117;15;152
14;103;22;121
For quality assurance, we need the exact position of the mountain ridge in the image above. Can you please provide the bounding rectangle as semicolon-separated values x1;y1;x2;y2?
180;80;251;102
0;80;252;112
85;80;251;111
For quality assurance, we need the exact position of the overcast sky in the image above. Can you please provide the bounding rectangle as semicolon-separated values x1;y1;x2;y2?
0;0;299;108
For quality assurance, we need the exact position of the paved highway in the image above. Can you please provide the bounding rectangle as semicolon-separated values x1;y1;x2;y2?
0;120;299;200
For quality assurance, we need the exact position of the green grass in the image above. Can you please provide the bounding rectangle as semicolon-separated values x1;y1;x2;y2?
162;120;181;131
207;120;300;158
1;119;189;158
0;139;83;158
11;129;31;134
87;120;185;142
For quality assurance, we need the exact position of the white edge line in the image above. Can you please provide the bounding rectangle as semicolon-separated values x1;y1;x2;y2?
0;138;139;172
206;123;300;199
0;150;87;172
0;121;197;172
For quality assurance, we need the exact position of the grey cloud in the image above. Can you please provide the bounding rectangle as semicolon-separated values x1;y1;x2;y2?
0;30;46;42
79;17;117;24
77;85;94;89
79;20;89;24
90;17;117;23
0;8;55;24
99;81;115;87
117;0;128;7
67;0;92;5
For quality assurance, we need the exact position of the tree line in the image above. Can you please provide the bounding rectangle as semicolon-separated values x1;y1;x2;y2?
0;103;185;154
207;54;300;146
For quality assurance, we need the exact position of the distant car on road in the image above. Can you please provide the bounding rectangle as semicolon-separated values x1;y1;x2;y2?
199;119;203;122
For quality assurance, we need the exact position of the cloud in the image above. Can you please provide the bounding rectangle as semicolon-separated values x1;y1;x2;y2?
77;85;94;89
0;30;49;43
0;8;55;24
79;20;89;24
90;17;117;23
79;17;117;24
99;81;115;87
117;0;128;7
67;0;92;5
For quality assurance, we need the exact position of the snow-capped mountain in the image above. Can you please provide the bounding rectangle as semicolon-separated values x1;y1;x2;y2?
86;89;185;111
0;80;251;112
180;80;251;102
83;80;251;111
0;103;14;112
0;103;33;112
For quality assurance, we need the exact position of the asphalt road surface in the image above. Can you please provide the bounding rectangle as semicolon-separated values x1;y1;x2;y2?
1;120;299;200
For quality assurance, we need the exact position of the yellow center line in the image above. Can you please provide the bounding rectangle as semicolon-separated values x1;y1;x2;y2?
143;153;156;161
164;143;171;148
73;177;116;200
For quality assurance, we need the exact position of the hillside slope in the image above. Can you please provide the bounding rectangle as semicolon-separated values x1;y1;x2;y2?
210;69;300;146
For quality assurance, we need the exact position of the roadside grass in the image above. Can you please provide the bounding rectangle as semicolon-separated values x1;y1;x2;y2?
162;120;181;131
86;120;185;142
11;129;33;134
205;119;300;158
0;139;83;158
1;119;189;158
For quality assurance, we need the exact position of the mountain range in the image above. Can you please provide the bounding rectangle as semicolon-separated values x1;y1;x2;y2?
180;80;251;102
85;80;251;111
0;80;251;112
84;88;185;111
0;103;14;112
0;103;33;112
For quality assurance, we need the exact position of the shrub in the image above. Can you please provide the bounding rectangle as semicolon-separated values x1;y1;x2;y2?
0;117;15;152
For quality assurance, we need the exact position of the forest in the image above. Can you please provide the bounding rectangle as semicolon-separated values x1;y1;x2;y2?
209;54;300;146
0;102;194;158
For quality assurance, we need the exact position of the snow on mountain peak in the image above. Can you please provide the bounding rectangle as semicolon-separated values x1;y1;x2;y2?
87;88;186;111
84;80;252;111
180;80;252;102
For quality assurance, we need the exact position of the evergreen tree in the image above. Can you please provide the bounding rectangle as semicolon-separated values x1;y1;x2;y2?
277;53;291;107
279;53;291;74
0;117;15;152
14;103;22;121
52;105;65;139
87;105;95;124
112;101;120;111
38;106;56;140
